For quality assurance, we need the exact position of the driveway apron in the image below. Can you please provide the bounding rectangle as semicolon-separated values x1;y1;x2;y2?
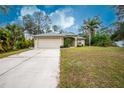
0;49;60;88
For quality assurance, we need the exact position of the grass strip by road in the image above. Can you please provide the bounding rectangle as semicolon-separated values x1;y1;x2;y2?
0;48;31;58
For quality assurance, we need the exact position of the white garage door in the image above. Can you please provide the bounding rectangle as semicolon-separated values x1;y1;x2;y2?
37;38;62;49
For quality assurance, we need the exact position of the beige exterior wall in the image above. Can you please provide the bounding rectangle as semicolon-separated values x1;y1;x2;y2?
74;37;78;47
34;36;64;49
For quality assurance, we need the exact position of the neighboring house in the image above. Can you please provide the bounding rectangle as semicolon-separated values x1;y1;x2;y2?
33;32;85;49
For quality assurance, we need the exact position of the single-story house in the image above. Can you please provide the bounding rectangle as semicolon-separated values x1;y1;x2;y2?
33;32;85;49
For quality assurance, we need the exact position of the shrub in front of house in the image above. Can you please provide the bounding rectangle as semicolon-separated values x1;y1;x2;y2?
92;34;112;47
64;38;74;47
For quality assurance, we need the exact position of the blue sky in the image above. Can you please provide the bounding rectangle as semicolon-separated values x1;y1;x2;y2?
0;5;117;34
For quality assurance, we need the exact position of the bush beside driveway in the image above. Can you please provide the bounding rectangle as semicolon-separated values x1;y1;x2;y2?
59;47;124;88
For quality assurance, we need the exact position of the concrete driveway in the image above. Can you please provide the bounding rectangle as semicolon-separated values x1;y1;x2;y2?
0;49;60;88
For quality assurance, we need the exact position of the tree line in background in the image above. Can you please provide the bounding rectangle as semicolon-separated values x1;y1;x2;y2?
22;11;64;34
79;6;124;47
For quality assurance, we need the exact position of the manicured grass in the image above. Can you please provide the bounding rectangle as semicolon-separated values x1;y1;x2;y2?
0;48;30;58
59;47;124;88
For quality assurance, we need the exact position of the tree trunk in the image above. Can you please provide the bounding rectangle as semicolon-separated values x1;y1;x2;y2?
89;32;91;46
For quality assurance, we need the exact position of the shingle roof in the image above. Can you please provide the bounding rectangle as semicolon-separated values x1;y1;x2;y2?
33;32;77;37
77;36;86;40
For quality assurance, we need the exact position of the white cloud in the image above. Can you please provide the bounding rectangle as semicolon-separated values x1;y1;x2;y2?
20;5;40;16
18;5;46;20
49;8;75;29
10;6;42;25
65;24;79;33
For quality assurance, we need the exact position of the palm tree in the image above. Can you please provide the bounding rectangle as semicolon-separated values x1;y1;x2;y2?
82;16;101;46
0;28;10;52
5;24;24;49
115;5;124;22
0;5;9;15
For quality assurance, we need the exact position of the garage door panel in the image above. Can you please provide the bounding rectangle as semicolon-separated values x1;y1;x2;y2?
37;39;61;49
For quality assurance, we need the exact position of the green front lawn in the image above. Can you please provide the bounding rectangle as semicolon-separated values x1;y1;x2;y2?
59;47;124;88
0;48;30;58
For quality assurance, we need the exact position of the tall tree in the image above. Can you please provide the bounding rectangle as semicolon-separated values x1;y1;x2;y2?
115;5;124;22
23;14;36;35
81;16;101;46
33;11;44;34
39;14;52;33
111;5;124;41
23;11;52;35
52;25;60;32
